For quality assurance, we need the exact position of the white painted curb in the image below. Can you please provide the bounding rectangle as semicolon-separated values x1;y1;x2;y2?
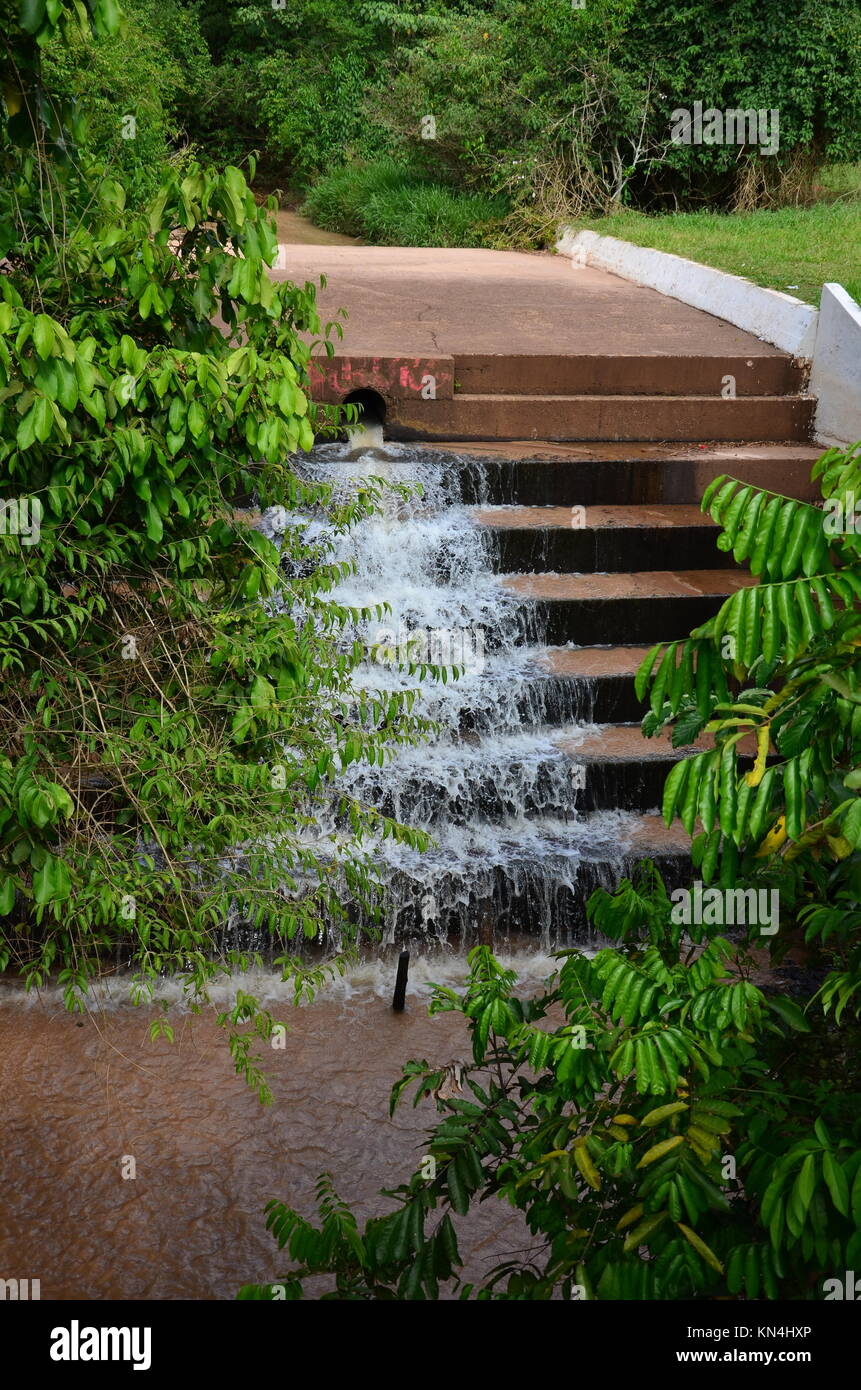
809;284;861;448
556;227;819;358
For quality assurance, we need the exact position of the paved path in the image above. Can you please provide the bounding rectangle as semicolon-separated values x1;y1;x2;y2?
272;245;784;359
273;208;358;246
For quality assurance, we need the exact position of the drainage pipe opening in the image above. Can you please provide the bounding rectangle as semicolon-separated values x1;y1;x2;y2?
342;388;387;429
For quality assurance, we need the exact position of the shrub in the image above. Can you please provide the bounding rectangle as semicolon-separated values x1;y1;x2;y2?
0;0;431;1095
303;158;508;246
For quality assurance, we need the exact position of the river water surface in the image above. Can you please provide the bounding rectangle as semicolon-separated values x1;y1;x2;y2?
0;955;560;1299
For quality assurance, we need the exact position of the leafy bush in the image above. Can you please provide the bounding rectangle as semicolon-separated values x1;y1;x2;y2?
303;158;508;247
76;0;861;232
41;0;212;206
624;0;861;209
239;926;859;1299
641;447;861;913
192;0;397;179
0;0;431;1093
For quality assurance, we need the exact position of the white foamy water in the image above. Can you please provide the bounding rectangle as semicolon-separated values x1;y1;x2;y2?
258;441;634;947
0;946;574;1013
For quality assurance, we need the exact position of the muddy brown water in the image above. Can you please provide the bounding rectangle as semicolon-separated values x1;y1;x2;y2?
0;956;556;1300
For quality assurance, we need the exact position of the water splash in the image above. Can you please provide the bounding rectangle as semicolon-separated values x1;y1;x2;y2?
260;442;634;949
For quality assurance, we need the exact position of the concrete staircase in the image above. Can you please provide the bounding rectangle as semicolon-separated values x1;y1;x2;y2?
311;340;821;929
452;440;823;906
289;243;827;936
320;350;814;442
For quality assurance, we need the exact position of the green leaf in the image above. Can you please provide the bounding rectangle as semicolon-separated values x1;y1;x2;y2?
0;875;16;915
662;756;690;827
677;1222;724;1275
32;853;71;905
16;404;37;449
447;1161;469;1216
851;1165;861;1227
20;0;48;36
33;314;56;360
34;395;53;442
790;1153;816;1223
636;643;663;702
822;1152;849;1217
641;1102;689;1127
766;996;811;1032
145;504;163;543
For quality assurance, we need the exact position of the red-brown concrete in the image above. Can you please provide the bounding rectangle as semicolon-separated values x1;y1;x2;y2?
390;392;813;442
309;355;454;401
434;441;823;464
558;725;712;761
453;353;804;397
539;646;654;678
505;570;757;601
273;245;812;443
622;814;693;855
475;505;717;530
558;724;757;759
273;247;791;359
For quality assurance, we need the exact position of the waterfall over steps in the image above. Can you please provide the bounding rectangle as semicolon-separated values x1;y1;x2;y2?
260;442;671;950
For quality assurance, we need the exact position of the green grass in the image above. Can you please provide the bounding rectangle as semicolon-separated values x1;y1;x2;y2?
580;189;861;306
303;158;508;248
305;158;861;303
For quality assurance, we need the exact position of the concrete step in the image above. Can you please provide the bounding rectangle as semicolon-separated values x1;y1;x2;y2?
504;569;756;645
563;724;706;814
453;353;805;397
475;504;730;573
389;393;814;442
348;725;724;825
449;443;822;506
454;646;651;732
560;724;756;814
536;645;652;723
388;811;692;942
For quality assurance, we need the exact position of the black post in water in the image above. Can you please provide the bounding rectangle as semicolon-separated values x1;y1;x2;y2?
392;950;410;1012
477;897;494;949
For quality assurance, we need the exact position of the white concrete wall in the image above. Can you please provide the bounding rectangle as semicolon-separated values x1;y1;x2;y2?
809;284;861;448
557;228;819;357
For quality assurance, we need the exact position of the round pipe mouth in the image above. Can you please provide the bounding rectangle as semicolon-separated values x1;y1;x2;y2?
342;388;386;429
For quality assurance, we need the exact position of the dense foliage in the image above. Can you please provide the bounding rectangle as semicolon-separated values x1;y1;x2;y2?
0;0;430;1092
302;156;508;248
241;446;861;1296
640;442;861;1018
41;0;211;205
20;1;861;244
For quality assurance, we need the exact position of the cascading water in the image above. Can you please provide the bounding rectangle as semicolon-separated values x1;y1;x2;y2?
0;440;650;1305
259;439;640;951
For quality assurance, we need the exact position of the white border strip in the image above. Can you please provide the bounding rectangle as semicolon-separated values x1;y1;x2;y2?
810;284;861;447
556;227;819;358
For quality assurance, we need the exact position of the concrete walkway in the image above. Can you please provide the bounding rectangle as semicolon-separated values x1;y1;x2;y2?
272;245;783;358
272;208;358;246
